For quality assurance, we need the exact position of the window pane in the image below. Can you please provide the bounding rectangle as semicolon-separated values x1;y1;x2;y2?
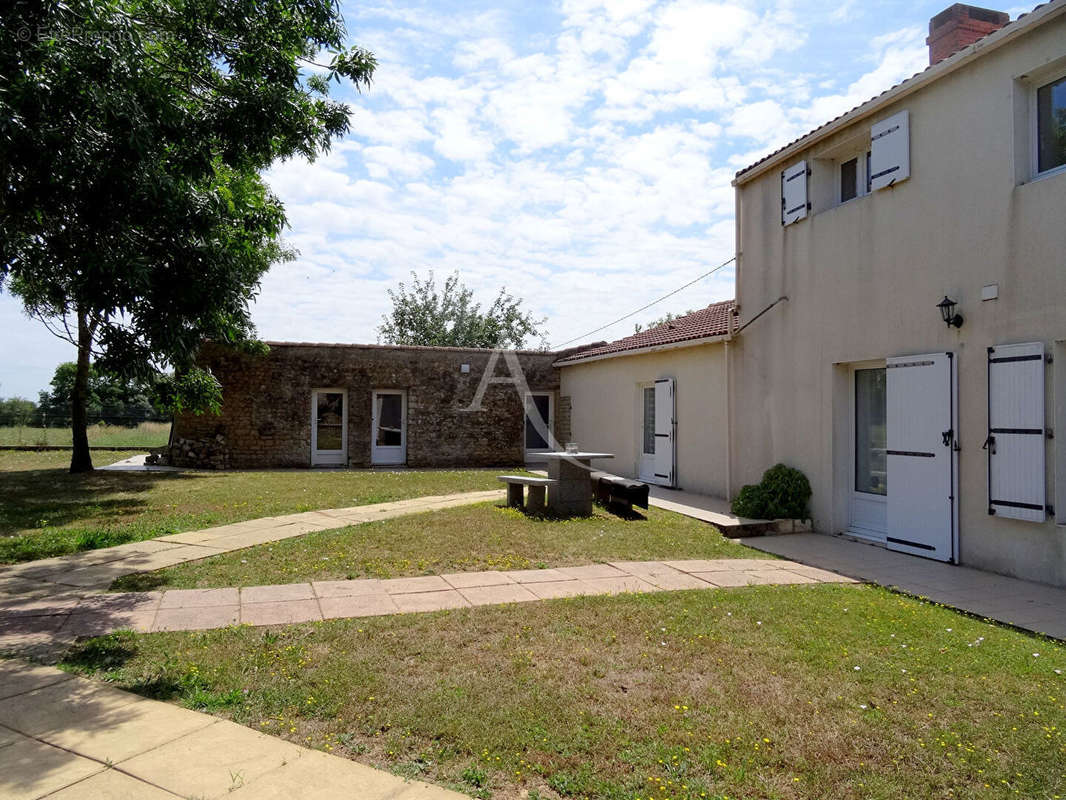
840;157;858;202
642;388;656;455
525;394;550;450
375;394;403;447
855;369;887;495
315;393;344;451
1037;76;1066;173
865;151;872;194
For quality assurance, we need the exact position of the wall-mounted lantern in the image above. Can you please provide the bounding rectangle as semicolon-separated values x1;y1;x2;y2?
937;296;963;328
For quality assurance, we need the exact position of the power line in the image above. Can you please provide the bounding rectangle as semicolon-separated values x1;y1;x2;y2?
552;255;736;349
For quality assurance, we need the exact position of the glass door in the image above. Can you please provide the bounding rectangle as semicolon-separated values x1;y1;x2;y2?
638;384;656;482
524;393;553;462
311;389;347;466
849;366;887;540
371;390;406;465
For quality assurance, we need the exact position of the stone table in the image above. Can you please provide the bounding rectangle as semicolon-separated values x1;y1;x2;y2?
541;452;614;516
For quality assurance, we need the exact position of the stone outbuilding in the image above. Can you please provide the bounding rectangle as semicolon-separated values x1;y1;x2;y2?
166;342;574;469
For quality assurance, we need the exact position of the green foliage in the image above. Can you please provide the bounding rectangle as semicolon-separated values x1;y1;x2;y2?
460;764;487;788
0;0;375;466
634;309;696;334
378;271;545;349
153;368;223;416
0;397;36;427
731;463;811;520
34;362;163;426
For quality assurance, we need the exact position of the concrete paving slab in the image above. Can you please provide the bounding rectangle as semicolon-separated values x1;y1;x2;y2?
0;614;69;654
746;569;817;584
319;593;400;619
382;575;452;595
241;599;322;626
606;561;682;576
0;660;74;700
152;605;239;632
159;588;239;609
641;571;715;591
525;579;597;600
0;678;141;738
581;575;660;595
0;593;84;619
228;748;467;800
0;733;105;800
663;559;753;572
556;564;627;580
43;768;181;799
503;568;571;583
441;570;515;589
241;583;315;604
391;590;470;613
690;571;757;587
311;579;384;598
458;583;539;606
117;719;304;799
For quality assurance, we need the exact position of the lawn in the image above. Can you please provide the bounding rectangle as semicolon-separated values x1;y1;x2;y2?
62;584;1066;799
0;421;171;447
0;451;509;564
111;503;753;590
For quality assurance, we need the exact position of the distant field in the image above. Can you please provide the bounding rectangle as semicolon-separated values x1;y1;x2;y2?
0;421;171;448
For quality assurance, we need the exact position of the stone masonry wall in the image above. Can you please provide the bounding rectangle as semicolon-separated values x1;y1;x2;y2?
169;343;561;469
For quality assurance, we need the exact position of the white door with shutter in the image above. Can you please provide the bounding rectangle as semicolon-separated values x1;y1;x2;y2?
987;343;1047;521
371;390;406;465
652;378;676;487
638;383;657;483
781;161;808;225
870;110;910;190
886;353;957;562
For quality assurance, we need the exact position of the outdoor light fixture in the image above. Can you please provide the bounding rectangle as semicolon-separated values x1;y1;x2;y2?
937;296;963;328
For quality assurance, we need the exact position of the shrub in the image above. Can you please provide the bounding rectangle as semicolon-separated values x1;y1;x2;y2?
730;463;811;520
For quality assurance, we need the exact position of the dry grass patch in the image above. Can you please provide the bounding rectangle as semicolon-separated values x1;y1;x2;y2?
62;584;1066;799
112;502;752;590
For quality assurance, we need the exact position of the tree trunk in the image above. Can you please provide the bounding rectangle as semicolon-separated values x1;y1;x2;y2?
69;309;94;473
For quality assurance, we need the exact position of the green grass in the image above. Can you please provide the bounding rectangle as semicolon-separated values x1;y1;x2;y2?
0;421;171;447
61;584;1066;799
110;502;753;590
0;451;510;564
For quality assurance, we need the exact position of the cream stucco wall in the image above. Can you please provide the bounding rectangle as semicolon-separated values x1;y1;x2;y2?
560;343;729;497
731;11;1066;585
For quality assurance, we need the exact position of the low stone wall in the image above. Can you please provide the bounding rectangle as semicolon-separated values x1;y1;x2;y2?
170;342;565;469
147;433;230;470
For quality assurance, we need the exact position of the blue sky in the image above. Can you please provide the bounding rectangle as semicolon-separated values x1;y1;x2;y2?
1;0;1013;399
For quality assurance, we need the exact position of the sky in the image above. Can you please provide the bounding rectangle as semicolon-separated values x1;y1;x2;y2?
1;0;1020;399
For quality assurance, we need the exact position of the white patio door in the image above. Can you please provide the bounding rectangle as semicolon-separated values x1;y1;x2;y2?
311;389;347;466
885;353;957;562
653;378;676;487
371;390;406;465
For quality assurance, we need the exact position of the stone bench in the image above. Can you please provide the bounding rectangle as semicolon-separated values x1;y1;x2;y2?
497;475;557;513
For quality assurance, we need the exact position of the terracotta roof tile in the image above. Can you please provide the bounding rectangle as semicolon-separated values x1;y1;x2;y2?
555;300;735;364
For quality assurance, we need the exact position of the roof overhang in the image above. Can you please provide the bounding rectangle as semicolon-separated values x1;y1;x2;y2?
732;0;1066;187
553;333;730;368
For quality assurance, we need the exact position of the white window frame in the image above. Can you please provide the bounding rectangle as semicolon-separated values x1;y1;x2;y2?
1029;66;1066;180
837;150;872;205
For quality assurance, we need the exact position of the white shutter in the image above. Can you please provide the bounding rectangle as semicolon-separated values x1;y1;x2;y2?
988;342;1047;522
780;160;808;225
869;110;910;191
653;378;675;487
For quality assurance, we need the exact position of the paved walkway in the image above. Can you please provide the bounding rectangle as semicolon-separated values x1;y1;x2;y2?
0;490;505;597
0;659;464;800
1;559;856;653
740;533;1066;640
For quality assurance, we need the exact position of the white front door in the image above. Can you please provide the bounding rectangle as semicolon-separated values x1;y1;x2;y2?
886;353;957;562
849;365;887;541
311;389;347;466
653;378;676;487
371;390;406;465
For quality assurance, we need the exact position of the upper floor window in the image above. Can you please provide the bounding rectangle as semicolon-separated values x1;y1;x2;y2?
1036;74;1066;174
838;151;873;204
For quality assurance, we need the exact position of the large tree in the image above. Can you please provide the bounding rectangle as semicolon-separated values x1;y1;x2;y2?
1;0;375;471
378;271;545;349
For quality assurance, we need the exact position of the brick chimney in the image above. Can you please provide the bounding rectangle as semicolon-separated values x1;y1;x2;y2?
927;4;1009;65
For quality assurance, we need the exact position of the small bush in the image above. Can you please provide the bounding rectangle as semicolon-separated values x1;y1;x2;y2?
460;764;487;788
731;463;811;520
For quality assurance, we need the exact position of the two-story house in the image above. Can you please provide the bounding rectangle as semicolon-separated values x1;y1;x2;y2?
729;1;1066;585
